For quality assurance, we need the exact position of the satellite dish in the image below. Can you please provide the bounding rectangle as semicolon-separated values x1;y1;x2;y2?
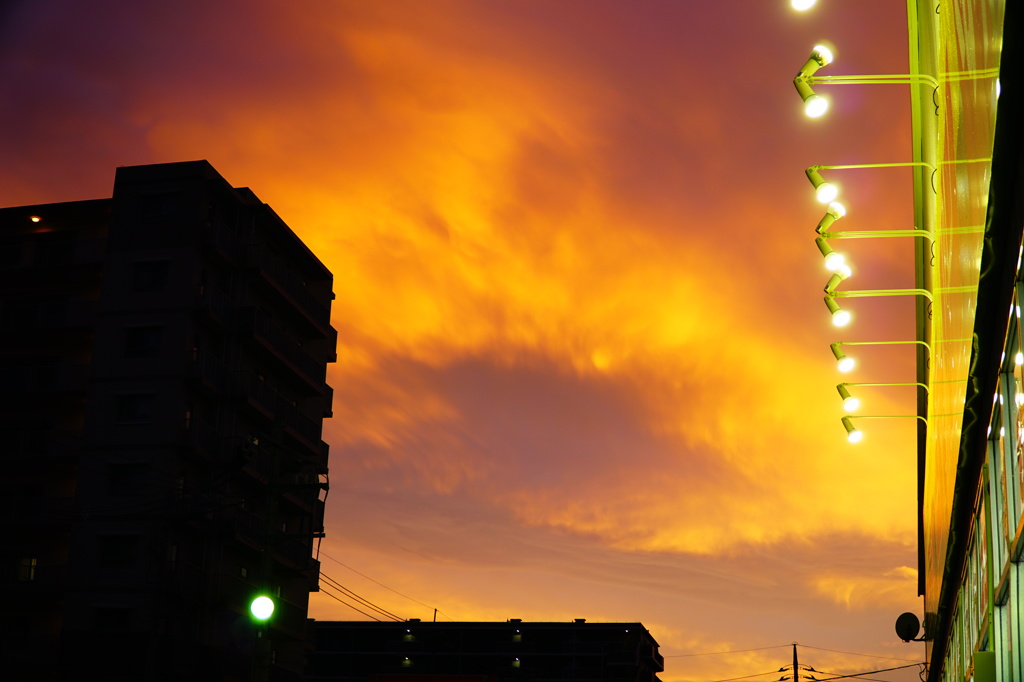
895;612;921;642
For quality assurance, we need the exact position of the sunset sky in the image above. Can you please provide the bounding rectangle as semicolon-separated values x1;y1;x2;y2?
1;1;930;680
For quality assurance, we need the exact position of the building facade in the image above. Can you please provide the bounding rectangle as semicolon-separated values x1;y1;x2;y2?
0;161;336;680
904;1;1020;681
306;620;664;682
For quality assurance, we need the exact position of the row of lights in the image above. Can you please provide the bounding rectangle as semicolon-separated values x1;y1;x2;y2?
791;5;932;444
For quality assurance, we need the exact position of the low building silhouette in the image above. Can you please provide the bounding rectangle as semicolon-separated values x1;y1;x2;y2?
306;619;664;682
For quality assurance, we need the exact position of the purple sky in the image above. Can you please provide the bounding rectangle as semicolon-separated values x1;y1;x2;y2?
0;2;927;679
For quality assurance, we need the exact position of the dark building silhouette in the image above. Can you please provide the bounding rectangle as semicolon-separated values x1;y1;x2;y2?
306;619;664;682
0;161;336;681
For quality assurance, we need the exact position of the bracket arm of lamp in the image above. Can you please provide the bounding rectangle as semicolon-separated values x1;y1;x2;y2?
830;288;933;302
842;414;928;443
830;340;932;373
819;228;934;241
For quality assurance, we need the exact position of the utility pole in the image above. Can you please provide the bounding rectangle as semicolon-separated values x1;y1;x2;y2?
779;644;817;682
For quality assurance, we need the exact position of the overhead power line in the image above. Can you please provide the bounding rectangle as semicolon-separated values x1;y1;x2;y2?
319;585;384;621
711;670;787;682
320;571;404;622
320;550;453;620
805;662;925;681
667;644;792;658
798;644;924;663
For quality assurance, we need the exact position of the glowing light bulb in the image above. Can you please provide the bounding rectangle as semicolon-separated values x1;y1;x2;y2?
816;182;838;203
812;45;834;66
843;396;860;411
832;309;851;327
838;356;855;372
847;428;863;443
838;263;852;278
250;596;275;620
1016;351;1023;365
828;202;846;218
823;251;845;271
804;94;828;117
791;0;816;9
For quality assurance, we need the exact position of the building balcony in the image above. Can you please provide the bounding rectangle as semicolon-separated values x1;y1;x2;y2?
202;218;242;264
238;372;324;456
245;243;332;336
180;418;225;462
196;285;233;327
240;307;327;394
187;349;230;394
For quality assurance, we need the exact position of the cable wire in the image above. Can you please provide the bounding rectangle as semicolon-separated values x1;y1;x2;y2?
319;571;404;621
711;670;787;682
804;662;925;681
799;644;924;663
320;550;453;620
319;584;384;621
666;644;791;658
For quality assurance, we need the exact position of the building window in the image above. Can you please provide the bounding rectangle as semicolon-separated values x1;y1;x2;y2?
141;192;184;223
17;557;37;581
166;544;178;571
124;326;162;358
116;394;155;425
107;462;147;496
131;260;169;292
98;535;141;568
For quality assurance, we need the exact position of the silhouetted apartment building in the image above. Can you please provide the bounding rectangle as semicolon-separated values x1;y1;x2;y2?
306;619;664;682
0;161;336;681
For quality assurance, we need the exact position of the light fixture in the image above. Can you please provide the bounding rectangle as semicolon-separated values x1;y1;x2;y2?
805;162;937;206
836;381;930;413
841;414;928;444
794;46;834;117
837;384;860;411
818;226;934;243
829;340;932;373
825;297;851;327
807;167;839;203
815;236;846;271
824;269;848;295
842;416;863;443
830;342;856;372
823;288;932;328
30;215;41;223
791;0;817;10
794;59;939;120
828;287;933;302
815;202;847;234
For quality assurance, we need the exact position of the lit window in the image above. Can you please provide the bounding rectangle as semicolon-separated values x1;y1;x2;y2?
17;557;37;581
